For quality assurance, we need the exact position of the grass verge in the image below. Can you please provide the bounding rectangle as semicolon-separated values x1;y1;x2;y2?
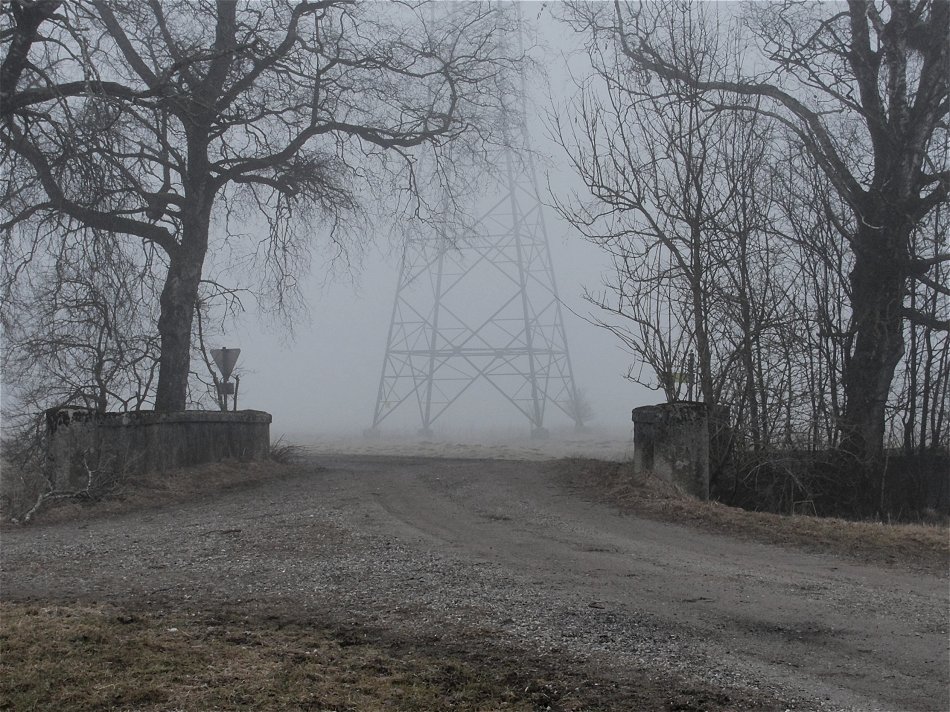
0;602;537;711
0;602;778;711
558;459;949;576
1;459;310;527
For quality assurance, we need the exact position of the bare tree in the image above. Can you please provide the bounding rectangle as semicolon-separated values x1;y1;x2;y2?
552;1;731;407
0;225;161;522
2;229;161;417
890;202;950;452
599;0;949;472
765;137;855;451
0;0;61;115
553;2;799;425
2;0;517;411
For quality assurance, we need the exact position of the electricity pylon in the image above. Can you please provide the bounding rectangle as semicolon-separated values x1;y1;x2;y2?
369;15;582;438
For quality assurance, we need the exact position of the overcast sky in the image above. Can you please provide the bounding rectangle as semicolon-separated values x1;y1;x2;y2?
226;5;655;441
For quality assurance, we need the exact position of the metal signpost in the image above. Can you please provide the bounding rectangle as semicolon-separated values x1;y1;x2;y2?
211;347;241;411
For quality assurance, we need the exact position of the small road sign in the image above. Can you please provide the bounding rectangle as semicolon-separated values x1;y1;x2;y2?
210;348;240;381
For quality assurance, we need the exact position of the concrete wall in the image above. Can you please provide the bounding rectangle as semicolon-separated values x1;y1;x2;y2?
46;409;272;491
631;402;714;500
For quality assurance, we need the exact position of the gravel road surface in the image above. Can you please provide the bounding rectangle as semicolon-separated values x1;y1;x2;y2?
2;454;947;711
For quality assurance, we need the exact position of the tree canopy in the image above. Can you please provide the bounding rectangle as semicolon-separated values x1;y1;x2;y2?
556;0;948;482
2;0;518;411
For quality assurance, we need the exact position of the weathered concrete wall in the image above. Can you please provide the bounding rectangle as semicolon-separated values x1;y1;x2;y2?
46;409;272;491
631;402;716;500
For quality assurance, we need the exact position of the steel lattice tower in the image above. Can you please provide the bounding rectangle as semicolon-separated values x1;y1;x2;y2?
370;15;581;437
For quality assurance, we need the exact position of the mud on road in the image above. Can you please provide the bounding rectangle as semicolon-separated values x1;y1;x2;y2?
2;454;947;711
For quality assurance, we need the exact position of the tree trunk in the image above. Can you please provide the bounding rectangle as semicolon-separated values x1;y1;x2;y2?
0;1;62;118
154;214;211;412
840;219;908;471
154;127;215;412
154;257;200;411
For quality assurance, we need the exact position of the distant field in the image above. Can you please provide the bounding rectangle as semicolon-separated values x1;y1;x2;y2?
288;426;636;462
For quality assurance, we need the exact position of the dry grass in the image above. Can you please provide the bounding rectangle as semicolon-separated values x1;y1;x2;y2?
269;436;308;464
1;433;308;524
0;603;540;712
559;459;950;576
0;602;776;712
1;459;310;526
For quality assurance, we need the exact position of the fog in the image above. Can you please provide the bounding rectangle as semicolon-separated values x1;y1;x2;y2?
235;217;651;442
226;9;654;443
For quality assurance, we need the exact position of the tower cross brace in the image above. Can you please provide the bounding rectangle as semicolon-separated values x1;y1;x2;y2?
370;13;582;437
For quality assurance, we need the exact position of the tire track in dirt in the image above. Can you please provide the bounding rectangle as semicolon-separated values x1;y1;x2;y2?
2;454;947;711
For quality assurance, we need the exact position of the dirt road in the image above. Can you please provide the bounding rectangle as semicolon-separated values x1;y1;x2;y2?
2;454;947;711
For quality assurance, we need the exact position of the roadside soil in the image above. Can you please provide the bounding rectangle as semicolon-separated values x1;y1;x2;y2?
2;454;947;711
559;458;949;576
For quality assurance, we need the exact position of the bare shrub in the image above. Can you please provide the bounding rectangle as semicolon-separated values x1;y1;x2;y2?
1;420;127;524
269;437;305;465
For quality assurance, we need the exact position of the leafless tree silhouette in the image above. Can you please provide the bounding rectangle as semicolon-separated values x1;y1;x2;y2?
2;0;518;410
